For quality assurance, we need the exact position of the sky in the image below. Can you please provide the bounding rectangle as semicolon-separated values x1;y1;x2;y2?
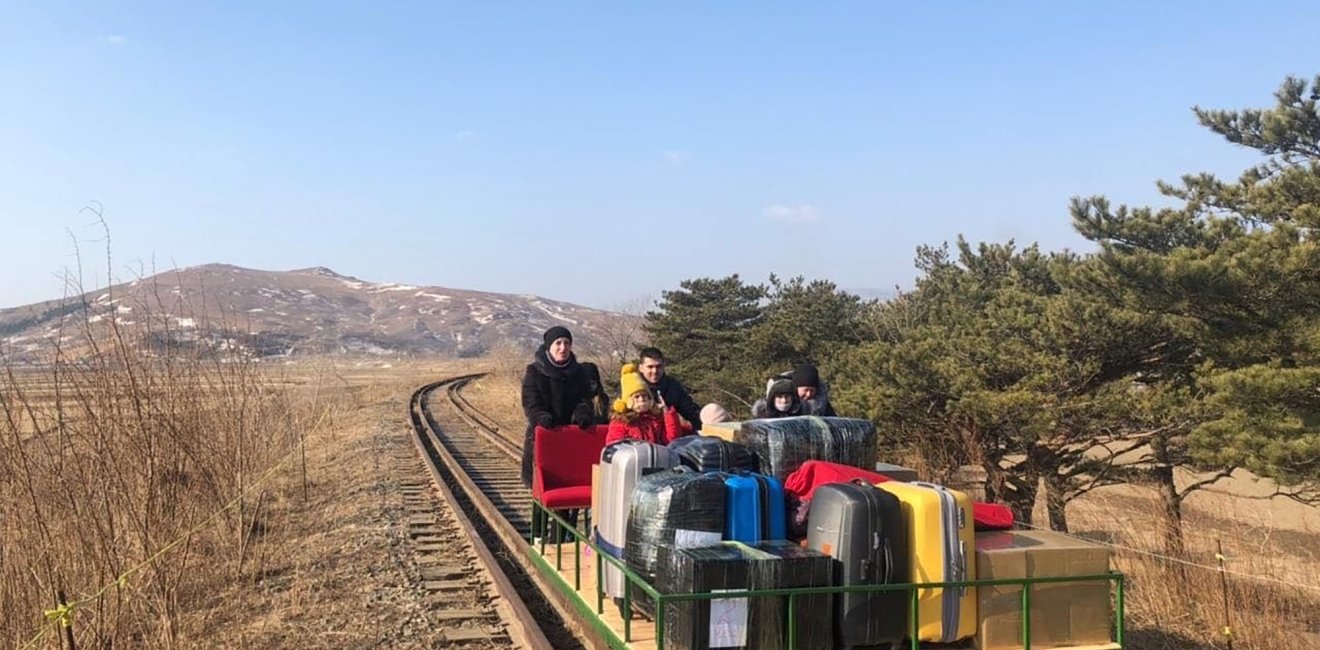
1;2;1315;310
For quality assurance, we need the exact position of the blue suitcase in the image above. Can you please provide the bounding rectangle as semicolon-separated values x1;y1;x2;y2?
724;471;788;542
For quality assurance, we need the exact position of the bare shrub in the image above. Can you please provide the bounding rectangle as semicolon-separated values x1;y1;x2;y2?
0;263;318;648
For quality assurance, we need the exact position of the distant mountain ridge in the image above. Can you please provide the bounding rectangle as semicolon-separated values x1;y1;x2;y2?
0;264;627;361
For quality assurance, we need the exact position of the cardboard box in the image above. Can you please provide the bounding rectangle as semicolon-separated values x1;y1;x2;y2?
873;462;920;482
975;530;1113;650
700;421;741;442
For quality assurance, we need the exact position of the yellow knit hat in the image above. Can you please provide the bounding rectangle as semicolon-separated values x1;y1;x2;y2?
613;363;651;414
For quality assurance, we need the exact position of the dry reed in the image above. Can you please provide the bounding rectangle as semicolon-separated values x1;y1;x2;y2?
1;268;322;649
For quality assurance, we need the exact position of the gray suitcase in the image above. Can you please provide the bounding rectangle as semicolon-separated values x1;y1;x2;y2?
806;481;909;648
596;440;678;602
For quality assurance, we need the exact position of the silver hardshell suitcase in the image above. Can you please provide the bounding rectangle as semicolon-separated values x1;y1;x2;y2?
596;440;678;602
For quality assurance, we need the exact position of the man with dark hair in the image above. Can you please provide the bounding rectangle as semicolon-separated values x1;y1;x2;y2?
636;346;704;431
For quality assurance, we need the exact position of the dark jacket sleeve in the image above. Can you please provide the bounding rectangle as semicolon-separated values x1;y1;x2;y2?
666;379;704;432
819;400;837;417
521;365;552;425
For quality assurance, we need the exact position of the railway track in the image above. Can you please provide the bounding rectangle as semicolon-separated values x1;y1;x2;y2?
408;375;595;650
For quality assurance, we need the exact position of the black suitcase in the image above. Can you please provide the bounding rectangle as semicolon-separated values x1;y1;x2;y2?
625;467;727;617
659;543;756;650
805;481;909;648
749;541;834;650
737;416;877;481
668;436;760;473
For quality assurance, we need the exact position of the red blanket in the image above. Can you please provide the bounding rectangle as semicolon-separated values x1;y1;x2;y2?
783;460;1014;531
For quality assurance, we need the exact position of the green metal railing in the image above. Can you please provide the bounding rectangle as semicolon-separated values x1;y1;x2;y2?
530;502;1126;650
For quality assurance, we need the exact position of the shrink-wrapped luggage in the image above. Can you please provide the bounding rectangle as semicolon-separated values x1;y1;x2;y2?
669;436;759;473
659;541;834;650
625;467;726;615
659;543;756;650
737;416;876;481
749;541;833;650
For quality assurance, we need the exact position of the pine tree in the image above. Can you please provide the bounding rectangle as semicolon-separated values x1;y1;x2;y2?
1069;74;1320;550
747;275;866;374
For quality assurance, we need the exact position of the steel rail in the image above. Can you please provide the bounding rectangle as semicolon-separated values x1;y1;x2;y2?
408;378;555;649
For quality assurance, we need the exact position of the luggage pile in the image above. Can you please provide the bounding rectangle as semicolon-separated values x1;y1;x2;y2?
588;415;1117;649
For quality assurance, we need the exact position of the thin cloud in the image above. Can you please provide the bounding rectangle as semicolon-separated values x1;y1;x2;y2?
100;35;131;46
763;204;821;224
453;129;476;141
662;150;691;166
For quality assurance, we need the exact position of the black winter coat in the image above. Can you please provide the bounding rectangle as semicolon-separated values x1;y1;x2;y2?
645;375;703;431
521;345;594;427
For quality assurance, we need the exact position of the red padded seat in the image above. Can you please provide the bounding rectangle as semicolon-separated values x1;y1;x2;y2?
532;424;607;511
539;485;593;510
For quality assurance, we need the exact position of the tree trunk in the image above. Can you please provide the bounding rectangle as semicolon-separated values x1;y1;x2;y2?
1148;435;1188;559
1151;463;1187;558
986;462;1037;527
1044;474;1071;532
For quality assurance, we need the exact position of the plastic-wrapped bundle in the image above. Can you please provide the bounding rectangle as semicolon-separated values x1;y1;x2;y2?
659;543;755;650
749;541;834;650
737;416;877;481
669;436;760;473
660;541;835;650
625;467;726;616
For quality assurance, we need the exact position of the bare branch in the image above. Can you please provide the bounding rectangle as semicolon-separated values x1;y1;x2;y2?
1177;467;1238;499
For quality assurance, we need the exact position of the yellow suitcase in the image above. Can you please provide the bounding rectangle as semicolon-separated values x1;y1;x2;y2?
876;480;977;643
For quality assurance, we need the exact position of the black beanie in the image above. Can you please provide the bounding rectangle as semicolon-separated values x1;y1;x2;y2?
543;326;573;346
791;364;820;388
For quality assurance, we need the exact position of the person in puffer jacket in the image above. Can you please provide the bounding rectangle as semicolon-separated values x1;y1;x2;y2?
751;378;805;419
606;363;685;445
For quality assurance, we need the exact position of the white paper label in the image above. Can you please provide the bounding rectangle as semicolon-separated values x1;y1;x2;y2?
673;528;722;549
708;588;748;648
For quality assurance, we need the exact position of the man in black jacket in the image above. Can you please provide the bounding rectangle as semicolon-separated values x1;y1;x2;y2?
636;346;703;432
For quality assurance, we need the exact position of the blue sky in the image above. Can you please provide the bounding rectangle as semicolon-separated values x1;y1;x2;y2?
1;2;1314;309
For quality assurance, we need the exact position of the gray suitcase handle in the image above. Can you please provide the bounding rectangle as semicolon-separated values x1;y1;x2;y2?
954;539;968;596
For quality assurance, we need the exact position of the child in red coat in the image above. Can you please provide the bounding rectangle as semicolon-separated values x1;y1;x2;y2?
606;363;684;445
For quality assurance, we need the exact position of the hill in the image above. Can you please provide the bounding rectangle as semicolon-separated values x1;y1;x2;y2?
0;264;627;361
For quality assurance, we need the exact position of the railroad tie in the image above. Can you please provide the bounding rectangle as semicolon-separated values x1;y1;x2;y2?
431;608;494;621
437;626;508;644
419;565;466;580
422;579;471;592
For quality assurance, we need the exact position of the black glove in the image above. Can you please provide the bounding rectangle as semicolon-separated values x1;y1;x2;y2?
535;413;554;429
571;404;594;429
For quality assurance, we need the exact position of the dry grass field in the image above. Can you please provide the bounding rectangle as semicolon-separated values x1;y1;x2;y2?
2;352;482;649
